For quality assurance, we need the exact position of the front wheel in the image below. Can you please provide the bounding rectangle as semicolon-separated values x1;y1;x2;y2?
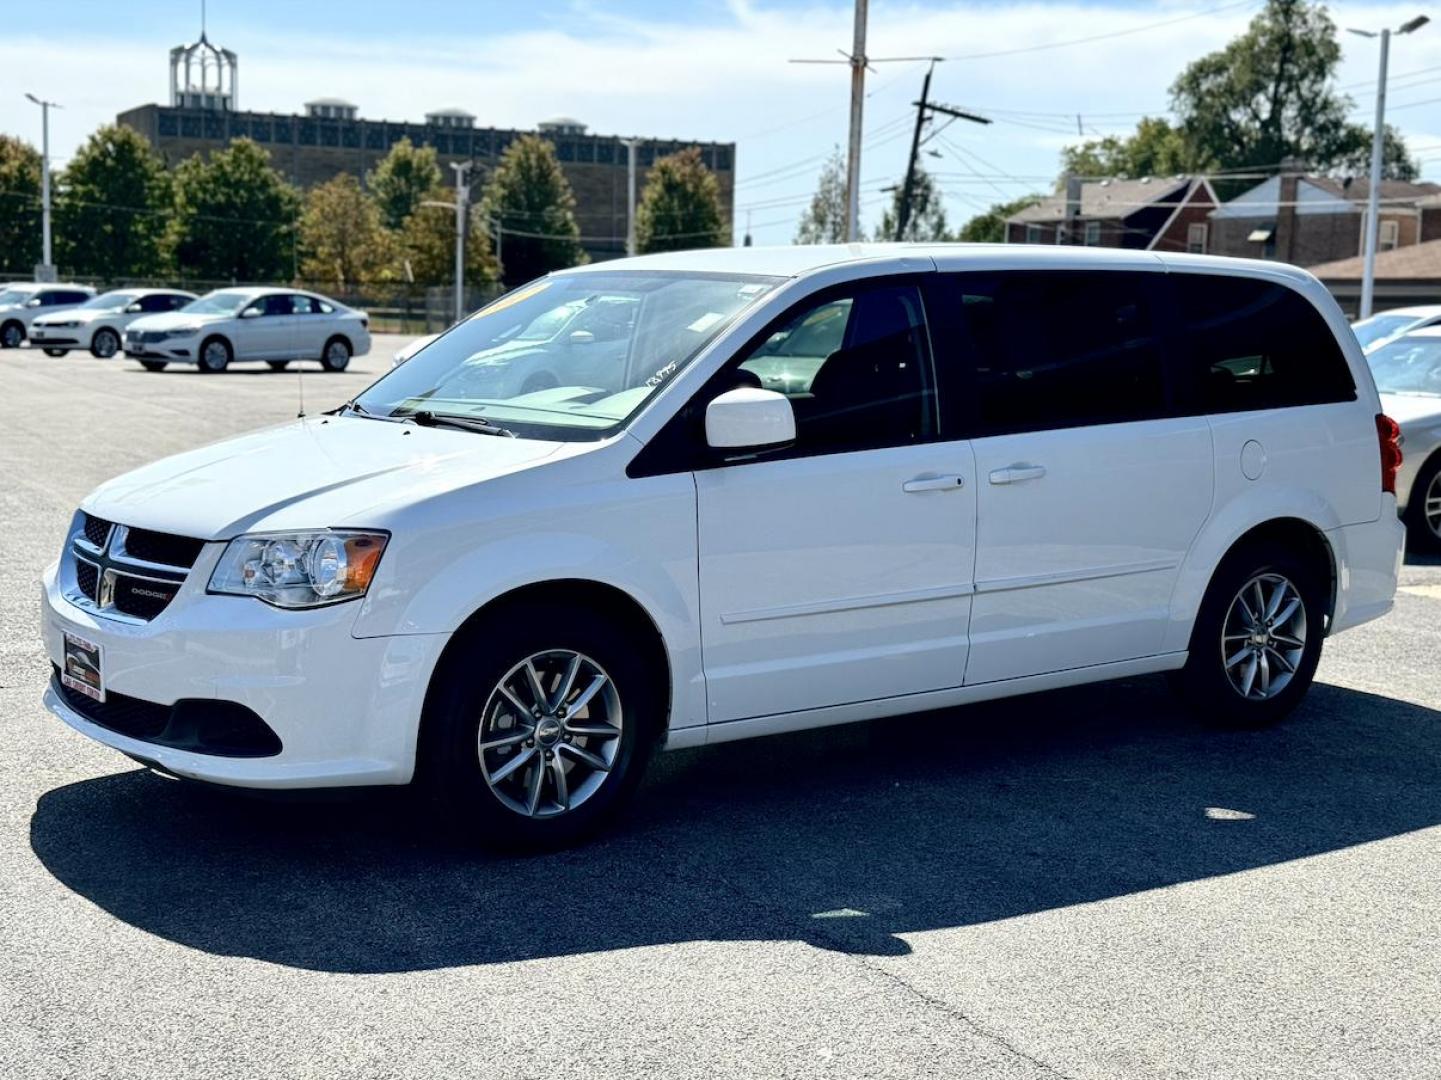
90;328;120;359
320;336;351;372
1172;539;1325;727
420;603;658;849
1404;455;1441;554
43;347;68;357
197;337;231;373
0;321;23;349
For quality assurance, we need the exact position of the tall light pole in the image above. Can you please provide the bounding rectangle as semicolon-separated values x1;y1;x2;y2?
24;93;60;280
621;139;639;256
1349;15;1429;319
450;161;470;324
844;0;868;242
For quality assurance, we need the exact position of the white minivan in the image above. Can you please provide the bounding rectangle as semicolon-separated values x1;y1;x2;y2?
40;245;1406;846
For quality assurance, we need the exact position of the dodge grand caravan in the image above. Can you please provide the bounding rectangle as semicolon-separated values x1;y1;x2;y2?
41;245;1406;846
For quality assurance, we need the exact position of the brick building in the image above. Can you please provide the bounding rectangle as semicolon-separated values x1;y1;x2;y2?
1207;171;1441;267
119;30;735;262
1004;177;1218;252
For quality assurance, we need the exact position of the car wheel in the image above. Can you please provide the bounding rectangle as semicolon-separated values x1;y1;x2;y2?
1172;538;1325;728
90;328;120;359
140;360;168;372
420;602;659;850
197;336;231;373
1405;454;1441;554
0;321;23;349
43;348;68;357
267;360;290;372
320;336;351;372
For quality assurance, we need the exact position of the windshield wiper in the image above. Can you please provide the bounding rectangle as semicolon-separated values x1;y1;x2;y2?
408;410;517;437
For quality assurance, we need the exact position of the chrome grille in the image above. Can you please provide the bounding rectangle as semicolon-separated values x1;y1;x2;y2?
64;513;204;623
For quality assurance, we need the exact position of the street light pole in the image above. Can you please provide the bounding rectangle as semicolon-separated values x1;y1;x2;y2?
450;161;470;325
621;139;638;256
1350;15;1428;319
24;93;59;278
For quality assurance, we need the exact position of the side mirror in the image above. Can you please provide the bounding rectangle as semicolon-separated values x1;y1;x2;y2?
25;298;42;307
705;387;796;451
125;303;143;313
568;329;595;345
241;307;263;319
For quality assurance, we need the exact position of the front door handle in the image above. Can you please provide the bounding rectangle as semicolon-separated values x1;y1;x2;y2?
988;463;1047;485
902;474;966;493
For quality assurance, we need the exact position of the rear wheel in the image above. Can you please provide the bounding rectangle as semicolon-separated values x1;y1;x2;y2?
267;360;290;372
197;336;231;373
140;360;168;372
42;347;68;357
90;328;120;359
0;321;23;349
420;603;658;849
1172;539;1326;728
1404;454;1441;554
320;336;351;372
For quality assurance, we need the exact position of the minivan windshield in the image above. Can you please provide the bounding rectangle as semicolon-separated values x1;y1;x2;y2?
78;292;140;311
1353;312;1424;350
353;270;779;439
182;291;252;315
1368;336;1441;397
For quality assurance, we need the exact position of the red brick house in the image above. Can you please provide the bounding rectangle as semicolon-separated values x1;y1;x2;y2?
1004;176;1218;252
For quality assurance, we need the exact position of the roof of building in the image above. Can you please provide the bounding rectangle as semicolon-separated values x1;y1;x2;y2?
1309;238;1441;281
1212;175;1441;219
1007;177;1198;224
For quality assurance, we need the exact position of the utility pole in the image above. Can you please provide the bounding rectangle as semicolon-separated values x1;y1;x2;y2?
845;0;868;242
24;93;59;280
450;161;470;324
622;138;639;256
1349;15;1429;318
894;70;990;241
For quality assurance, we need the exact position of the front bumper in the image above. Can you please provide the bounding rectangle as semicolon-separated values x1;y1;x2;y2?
30;329;81;346
40;559;448;788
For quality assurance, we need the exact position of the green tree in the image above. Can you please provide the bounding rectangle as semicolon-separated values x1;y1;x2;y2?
368;137;442;230
396;189;498;286
636;146;727;253
54;125;172;279
1059;117;1200;180
171;138;301;281
1182;0;1413;179
957;194;1043;243
794;147;848;244
0;135;41;274
873;166;950;242
477;134;586;285
297;173;391;284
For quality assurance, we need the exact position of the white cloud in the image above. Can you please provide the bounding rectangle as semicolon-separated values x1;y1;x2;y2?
4;1;1440;244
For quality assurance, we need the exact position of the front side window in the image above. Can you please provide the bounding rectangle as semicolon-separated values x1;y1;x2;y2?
354;271;779;440
1368;336;1441;397
734;284;934;454
938;271;1167;435
1175;274;1355;413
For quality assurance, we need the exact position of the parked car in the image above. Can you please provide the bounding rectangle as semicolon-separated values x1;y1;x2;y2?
1351;304;1441;351
123;287;371;372
29;288;197;358
0;283;96;349
1365;328;1441;549
41;246;1404;848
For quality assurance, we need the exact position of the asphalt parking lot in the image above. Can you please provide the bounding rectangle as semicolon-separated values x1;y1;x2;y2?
2;337;1440;1079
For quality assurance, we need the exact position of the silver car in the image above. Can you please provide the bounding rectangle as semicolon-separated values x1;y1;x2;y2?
123;287;372;373
1369;328;1441;549
0;283;96;349
30;288;196;358
1353;304;1441;352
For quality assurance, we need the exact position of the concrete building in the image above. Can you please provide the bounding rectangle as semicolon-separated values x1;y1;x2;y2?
119;28;735;261
1005;177;1218;252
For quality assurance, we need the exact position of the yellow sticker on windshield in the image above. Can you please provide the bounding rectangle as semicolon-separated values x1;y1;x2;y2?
469;281;552;321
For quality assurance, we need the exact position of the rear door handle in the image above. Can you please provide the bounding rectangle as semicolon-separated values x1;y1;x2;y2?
902;474;966;493
988;464;1047;485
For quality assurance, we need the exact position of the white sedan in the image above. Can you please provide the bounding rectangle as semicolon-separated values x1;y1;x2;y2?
124;287;371;373
30;288;197;358
0;282;96;349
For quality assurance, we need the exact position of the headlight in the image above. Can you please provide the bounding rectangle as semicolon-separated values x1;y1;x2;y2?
162;326;201;339
208;530;388;608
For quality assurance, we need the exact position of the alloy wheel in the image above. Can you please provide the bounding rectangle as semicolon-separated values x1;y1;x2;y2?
93;330;119;358
202;340;228;370
477;649;623;819
1;325;21;348
1425;472;1441;540
325;341;350;369
1221;572;1307;701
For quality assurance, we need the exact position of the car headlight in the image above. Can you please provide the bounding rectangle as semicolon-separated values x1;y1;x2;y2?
208;530;388;608
162;326;201;339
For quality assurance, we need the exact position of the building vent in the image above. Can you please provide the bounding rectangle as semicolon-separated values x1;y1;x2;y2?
538;117;588;136
426;108;476;130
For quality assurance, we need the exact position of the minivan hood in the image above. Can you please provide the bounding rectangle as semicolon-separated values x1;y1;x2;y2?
82;416;570;540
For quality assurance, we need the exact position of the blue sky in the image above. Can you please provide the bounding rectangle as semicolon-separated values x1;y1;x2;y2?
5;1;1441;245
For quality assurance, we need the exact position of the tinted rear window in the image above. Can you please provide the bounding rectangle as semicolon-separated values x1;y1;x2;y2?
1174;274;1355;412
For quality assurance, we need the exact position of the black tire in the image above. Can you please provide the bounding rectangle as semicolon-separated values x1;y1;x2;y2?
1172;538;1326;728
1404;453;1441;554
267;360;290;372
419;602;660;850
320;336;351;372
197;336;231;373
90;328;120;359
43;347;68;357
0;321;23;349
140;360;168;372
